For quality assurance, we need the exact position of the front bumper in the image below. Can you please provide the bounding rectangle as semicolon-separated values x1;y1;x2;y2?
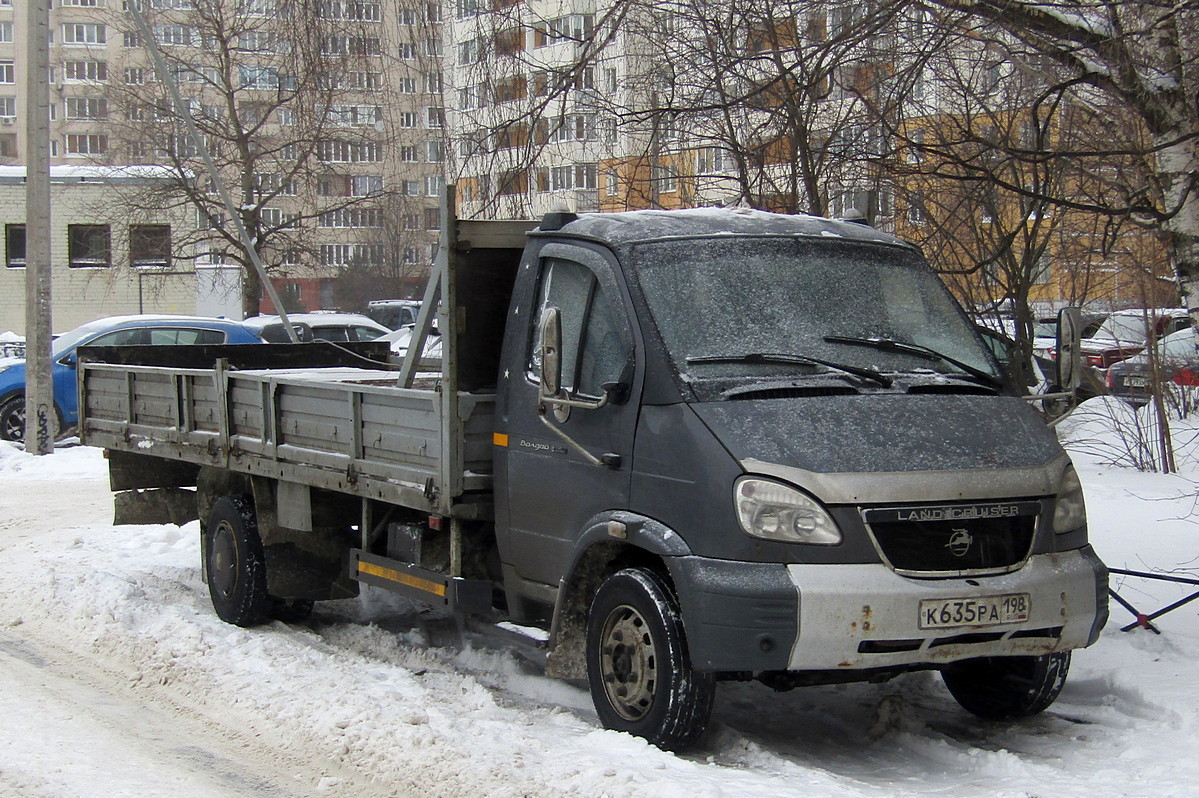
784;546;1107;670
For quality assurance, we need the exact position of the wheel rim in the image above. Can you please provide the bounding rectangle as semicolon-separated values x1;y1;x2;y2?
209;521;239;600
2;405;23;440
599;603;657;721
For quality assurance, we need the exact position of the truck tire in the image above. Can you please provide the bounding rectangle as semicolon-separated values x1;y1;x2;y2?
0;394;25;441
941;652;1070;719
586;568;715;751
204;496;273;627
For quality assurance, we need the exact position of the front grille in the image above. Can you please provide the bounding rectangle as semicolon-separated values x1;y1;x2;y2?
862;501;1040;575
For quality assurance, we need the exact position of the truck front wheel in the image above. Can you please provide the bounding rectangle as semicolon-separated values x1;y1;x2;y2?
941;652;1070;719
586;568;715;750
204;496;273;627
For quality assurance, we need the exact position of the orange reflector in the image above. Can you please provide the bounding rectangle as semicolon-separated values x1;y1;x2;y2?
493;432;509;447
357;561;447;598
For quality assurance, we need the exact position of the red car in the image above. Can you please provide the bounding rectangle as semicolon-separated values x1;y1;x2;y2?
1074;308;1190;369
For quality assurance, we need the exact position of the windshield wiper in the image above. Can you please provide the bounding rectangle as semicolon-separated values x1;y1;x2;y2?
823;336;1003;388
686;351;893;387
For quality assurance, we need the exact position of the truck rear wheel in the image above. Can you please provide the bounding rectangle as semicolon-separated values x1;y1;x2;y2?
586;568;715;751
204;496;273;627
941;652;1070;719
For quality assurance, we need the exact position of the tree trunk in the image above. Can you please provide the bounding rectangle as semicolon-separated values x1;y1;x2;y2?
241;263;261;319
1156;136;1199;326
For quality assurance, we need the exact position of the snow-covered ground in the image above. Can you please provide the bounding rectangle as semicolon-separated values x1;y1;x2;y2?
1;399;1197;797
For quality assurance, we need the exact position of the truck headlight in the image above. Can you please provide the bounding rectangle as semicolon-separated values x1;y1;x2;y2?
1053;464;1087;533
734;477;842;545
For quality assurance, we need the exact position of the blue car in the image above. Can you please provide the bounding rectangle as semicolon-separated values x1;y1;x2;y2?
0;315;261;442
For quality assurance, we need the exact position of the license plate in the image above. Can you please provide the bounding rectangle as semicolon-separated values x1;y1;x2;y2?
919;593;1030;630
1124;375;1149;388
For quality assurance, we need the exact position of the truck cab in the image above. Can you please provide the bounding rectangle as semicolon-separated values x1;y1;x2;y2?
489;207;1106;748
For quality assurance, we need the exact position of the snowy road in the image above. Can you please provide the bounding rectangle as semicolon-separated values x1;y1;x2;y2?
1;426;1198;797
0;633;330;798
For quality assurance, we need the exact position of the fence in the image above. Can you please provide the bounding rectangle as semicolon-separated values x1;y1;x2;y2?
1108;567;1199;634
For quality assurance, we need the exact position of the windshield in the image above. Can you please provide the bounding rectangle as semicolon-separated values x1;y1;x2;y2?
50;319;117;358
1092;314;1151;344
631;237;998;386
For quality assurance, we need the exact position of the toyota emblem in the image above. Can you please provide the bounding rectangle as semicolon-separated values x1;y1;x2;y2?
946;528;973;557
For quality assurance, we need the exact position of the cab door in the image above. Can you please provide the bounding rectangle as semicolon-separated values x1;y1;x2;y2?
497;247;639;592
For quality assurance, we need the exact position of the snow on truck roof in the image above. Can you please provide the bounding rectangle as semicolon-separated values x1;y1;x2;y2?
531;206;909;248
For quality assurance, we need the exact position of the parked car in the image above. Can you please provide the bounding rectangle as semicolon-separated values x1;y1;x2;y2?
381;323;442;362
0;315;261;442
1072;308;1190;369
1032;312;1107;358
1106;326;1199;407
242;312;391;344
363;299;422;331
976;324;1106;418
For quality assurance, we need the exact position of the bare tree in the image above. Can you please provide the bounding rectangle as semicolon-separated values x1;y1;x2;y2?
917;0;1199;325
100;0;414;317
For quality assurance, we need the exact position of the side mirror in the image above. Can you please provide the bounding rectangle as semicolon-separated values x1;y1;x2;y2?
539;306;562;397
1056;307;1083;394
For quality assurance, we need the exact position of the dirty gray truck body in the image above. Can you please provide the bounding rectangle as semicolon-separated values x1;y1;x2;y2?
80;196;1107;750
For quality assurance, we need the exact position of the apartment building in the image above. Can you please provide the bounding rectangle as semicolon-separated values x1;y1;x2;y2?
0;0;446;323
446;0;895;224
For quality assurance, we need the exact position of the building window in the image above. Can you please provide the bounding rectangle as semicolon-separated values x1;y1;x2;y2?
424;207;441;230
5;224;25;268
65;134;108;155
319;243;384;266
351;174;383;195
64;60;108;82
68;224;111;268
426;106;444;128
652;165;677;193
130;224;170;268
906;193;927;226
696;148;727;175
549;163;596;191
0;23;12;43
0;96;14;119
317;207;381;228
62;23;106;46
66;97;109;119
0;61;13;84
316;139;381;162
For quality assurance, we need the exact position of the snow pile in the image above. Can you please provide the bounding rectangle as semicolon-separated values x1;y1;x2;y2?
0;419;1198;795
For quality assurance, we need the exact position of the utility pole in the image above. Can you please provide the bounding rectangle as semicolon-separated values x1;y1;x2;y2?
23;0;53;455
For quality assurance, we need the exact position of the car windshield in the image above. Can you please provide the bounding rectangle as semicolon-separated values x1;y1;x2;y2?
1033;320;1057;338
1091;314;1152;344
630;236;998;385
50;319;119;357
